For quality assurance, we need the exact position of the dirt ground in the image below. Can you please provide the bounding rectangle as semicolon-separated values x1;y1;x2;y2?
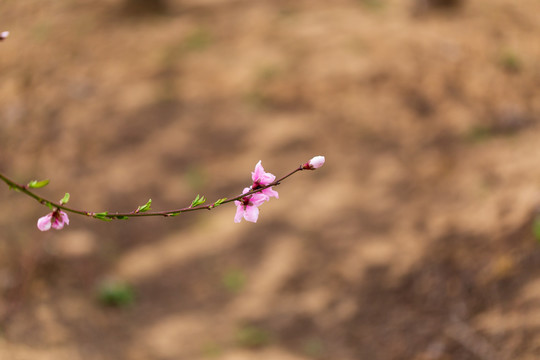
1;0;540;359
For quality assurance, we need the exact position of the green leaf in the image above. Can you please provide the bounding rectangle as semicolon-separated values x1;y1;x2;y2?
213;197;227;207
191;194;206;207
94;212;112;221
190;194;200;207
60;192;70;205
27;179;49;189
115;215;129;220
46;202;54;211
136;199;152;213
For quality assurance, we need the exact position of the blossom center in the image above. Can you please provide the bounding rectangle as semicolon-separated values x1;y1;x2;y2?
241;196;252;208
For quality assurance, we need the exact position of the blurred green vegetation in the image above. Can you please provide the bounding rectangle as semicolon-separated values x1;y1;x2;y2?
97;279;135;307
221;269;247;294
235;325;271;348
499;50;522;73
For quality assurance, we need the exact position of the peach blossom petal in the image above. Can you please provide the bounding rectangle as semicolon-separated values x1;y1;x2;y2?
37;213;53;231
244;205;260;223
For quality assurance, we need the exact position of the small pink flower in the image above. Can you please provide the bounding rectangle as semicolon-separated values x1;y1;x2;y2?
0;31;9;41
37;210;69;231
251;160;279;199
303;155;325;170
234;188;269;223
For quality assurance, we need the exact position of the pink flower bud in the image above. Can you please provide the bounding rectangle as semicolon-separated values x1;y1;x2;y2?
309;156;325;169
0;31;9;41
303;155;325;170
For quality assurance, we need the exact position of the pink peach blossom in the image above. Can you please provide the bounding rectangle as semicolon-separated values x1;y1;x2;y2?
234;188;269;223
251;160;279;199
37;210;69;231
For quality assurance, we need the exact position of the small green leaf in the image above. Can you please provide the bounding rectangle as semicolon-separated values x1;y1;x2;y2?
136;199;152;213
213;197;227;207
115;215;129;220
46;202;54;211
169;212;181;217
94;212;112;221
27;179;50;189
60;192;70;205
191;194;206;207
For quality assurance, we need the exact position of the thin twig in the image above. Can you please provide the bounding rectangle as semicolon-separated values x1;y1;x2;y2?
0;165;306;220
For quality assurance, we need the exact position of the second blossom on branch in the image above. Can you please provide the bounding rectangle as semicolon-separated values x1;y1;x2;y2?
234;156;325;223
251;160;279;199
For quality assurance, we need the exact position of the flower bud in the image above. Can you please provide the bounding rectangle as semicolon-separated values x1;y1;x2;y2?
303;155;325;170
309;156;325;169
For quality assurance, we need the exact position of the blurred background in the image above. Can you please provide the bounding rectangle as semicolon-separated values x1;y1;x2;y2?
1;0;540;359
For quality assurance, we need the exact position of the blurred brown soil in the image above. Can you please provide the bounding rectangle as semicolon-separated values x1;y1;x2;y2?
2;0;540;359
